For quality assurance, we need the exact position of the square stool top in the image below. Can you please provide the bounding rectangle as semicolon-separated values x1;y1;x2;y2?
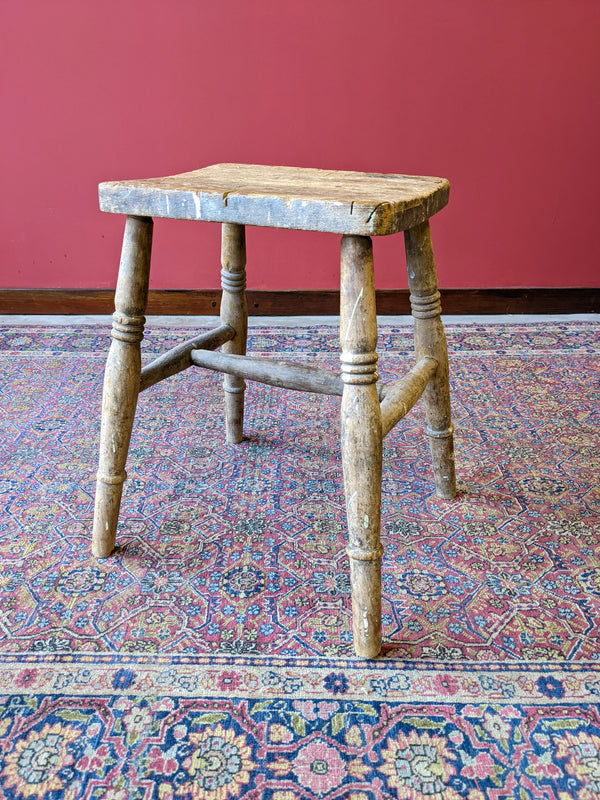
99;163;449;236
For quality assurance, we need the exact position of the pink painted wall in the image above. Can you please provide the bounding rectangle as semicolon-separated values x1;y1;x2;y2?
3;0;599;291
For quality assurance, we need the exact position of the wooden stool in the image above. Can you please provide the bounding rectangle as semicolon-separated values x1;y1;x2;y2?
92;164;456;658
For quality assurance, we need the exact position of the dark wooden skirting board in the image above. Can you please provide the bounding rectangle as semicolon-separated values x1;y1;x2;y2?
0;288;598;315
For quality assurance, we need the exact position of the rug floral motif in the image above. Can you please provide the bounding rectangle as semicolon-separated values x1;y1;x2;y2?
0;320;599;799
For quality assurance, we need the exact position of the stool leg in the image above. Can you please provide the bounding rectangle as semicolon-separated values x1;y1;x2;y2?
405;221;456;500
92;215;153;557
340;235;383;658
220;223;247;443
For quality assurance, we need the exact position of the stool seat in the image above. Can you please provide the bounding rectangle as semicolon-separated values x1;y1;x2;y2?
99;163;450;235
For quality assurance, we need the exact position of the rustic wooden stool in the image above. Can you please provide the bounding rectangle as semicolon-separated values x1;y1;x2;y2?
92;164;456;658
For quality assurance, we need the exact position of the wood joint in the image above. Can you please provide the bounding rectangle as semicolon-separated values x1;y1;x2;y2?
380;356;438;437
140;324;235;392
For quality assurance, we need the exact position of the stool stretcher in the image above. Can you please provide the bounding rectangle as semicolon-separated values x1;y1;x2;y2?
190;350;345;396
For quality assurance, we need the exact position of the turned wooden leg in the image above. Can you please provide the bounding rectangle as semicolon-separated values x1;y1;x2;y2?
405;221;456;500
340;235;383;658
220;223;247;443
92;215;153;557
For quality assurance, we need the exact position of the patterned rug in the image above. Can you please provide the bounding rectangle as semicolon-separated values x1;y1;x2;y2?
1;319;599;799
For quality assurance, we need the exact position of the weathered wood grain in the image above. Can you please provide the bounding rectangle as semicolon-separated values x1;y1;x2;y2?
139;325;235;392
405;221;456;500
190;350;345;395
340;234;383;658
379;356;438;437
92;215;153;558
99;163;449;236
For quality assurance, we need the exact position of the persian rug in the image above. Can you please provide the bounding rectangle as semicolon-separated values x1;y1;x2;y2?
0;319;599;800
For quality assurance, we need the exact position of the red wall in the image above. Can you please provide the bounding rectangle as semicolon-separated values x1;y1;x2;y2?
3;0;599;291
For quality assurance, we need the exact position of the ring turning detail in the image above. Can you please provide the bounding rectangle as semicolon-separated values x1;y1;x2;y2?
92;164;456;658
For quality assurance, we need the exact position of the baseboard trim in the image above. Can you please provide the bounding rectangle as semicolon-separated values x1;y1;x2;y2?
0;288;598;316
